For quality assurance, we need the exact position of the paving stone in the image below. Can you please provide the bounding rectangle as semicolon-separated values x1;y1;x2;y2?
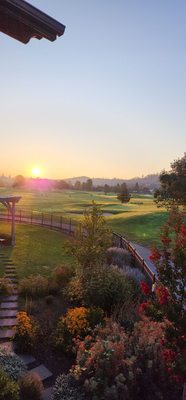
0;329;15;339
30;365;53;381
0;309;17;317
0;318;17;327
42;387;53;400
3;295;18;302
18;354;36;365
1;302;18;309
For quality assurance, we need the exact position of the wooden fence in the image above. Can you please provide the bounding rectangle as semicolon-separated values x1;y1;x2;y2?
0;208;155;283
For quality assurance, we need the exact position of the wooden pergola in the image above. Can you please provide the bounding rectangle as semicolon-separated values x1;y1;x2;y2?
0;0;65;43
0;196;21;246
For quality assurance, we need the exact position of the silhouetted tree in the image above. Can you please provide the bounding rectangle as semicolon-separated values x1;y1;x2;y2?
117;183;130;203
154;153;186;208
13;175;25;188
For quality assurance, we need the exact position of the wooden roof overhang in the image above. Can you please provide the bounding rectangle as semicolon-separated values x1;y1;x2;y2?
0;196;21;245
0;0;65;43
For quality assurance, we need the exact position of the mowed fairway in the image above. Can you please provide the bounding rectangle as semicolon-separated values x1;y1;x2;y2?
0;188;168;246
0;222;74;279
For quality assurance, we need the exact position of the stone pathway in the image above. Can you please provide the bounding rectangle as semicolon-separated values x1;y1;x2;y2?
0;252;53;400
0;256;18;339
131;241;158;277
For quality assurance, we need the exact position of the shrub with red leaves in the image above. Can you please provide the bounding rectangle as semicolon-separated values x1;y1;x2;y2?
149;248;161;261
156;286;171;306
140;281;150;296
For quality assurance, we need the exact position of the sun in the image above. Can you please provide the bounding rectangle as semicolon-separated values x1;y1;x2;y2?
32;167;41;178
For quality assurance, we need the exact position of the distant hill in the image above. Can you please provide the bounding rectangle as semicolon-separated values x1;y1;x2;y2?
65;174;160;190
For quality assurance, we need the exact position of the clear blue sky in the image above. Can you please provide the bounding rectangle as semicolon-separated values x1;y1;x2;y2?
1;0;185;179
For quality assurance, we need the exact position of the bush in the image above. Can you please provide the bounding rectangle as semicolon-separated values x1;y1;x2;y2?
52;265;74;288
84;265;138;311
66;275;85;304
67;265;139;311
122;264;146;284
15;311;40;352
19;275;48;298
0;277;13;296
0;368;19;400
51;373;84;400
107;247;131;268
45;294;54;305
19;372;44;400
0;349;26;380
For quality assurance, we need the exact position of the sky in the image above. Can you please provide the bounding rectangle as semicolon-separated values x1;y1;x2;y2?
1;0;186;179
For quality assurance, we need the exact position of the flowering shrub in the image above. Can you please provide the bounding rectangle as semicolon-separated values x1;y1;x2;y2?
156;285;171;305
15;311;40;352
51;373;85;400
0;349;26;380
65;307;89;336
0;368;19;400
140;281;150;295
54;307;104;354
71;316;184;399
149;217;186;307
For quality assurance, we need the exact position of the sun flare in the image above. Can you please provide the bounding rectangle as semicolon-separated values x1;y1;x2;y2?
32;167;41;178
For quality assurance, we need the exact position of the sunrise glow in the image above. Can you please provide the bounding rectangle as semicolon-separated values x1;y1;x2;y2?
32;167;41;178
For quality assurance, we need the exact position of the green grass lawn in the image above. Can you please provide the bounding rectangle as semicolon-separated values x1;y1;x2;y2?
0;223;74;279
0;188;168;246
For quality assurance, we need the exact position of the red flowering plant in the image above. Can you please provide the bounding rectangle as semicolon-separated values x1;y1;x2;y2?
71;317;183;399
149;215;186;310
140;281;151;296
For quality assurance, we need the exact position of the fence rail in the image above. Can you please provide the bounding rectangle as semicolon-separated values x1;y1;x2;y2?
0;209;77;235
113;232;155;283
0;209;155;283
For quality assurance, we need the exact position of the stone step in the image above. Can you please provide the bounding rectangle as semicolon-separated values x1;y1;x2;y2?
18;354;36;366
3;295;18;302
29;365;53;381
0;310;17;318
0;329;15;339
0;318;17;327
1;302;18;309
42;387;53;400
4;262;15;265
6;278;18;283
5;268;16;272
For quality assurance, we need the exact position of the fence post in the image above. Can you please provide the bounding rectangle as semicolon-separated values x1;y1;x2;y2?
131;248;136;267
42;213;44;226
30;212;33;224
20;209;22;223
50;214;53;228
60;216;62;231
